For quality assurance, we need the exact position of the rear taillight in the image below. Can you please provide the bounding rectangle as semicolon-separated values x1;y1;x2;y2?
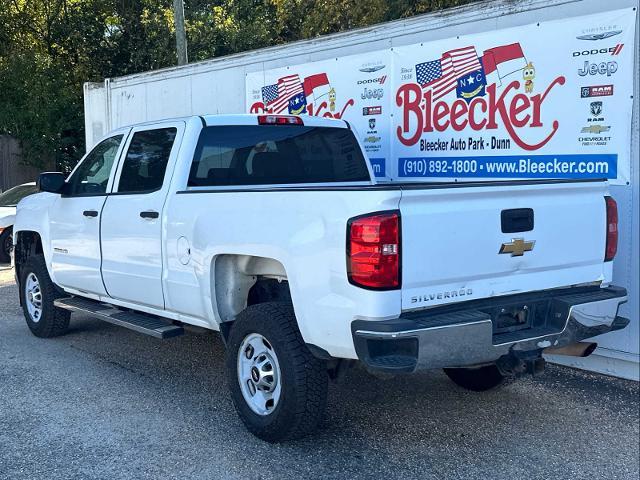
347;211;400;290
605;196;618;262
257;115;304;125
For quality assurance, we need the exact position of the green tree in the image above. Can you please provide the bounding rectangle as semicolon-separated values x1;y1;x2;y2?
185;1;280;61
0;0;177;170
0;0;477;170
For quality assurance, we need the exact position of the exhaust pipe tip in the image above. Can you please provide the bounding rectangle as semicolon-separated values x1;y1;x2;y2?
544;342;598;358
582;342;598;357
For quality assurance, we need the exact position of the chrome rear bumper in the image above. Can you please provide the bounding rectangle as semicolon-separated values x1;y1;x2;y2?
352;286;628;373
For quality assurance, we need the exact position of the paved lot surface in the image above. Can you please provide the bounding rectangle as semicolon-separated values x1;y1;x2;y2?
1;270;638;480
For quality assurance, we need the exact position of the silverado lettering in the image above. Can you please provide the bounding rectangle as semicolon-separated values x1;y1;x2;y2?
411;288;473;303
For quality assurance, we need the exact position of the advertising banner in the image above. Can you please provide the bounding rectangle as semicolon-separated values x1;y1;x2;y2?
392;8;636;184
246;53;393;178
247;8;636;184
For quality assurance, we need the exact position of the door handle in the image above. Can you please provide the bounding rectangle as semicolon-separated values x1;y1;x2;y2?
140;210;159;219
501;208;534;233
83;210;98;218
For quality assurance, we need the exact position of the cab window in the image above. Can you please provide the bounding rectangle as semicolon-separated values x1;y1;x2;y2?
188;126;370;187
116;128;177;194
66;135;123;196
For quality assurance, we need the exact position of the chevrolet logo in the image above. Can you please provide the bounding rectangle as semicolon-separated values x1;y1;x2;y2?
499;238;535;257
581;124;611;134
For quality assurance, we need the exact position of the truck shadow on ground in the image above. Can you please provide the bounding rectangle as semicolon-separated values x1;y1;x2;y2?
1;280;638;479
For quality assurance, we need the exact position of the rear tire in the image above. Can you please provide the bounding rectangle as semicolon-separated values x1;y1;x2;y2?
444;364;506;392
225;302;328;442
0;227;12;263
19;254;70;338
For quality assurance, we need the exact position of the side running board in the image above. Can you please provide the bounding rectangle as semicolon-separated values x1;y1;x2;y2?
54;296;184;339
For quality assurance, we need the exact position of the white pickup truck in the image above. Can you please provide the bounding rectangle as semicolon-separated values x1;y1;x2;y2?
13;114;628;442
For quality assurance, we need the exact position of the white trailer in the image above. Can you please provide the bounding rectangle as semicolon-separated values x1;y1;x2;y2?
83;0;639;380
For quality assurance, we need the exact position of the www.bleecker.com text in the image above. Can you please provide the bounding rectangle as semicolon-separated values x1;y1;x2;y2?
400;156;612;177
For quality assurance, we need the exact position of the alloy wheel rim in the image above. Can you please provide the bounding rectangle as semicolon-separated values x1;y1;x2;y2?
237;333;282;416
25;273;43;323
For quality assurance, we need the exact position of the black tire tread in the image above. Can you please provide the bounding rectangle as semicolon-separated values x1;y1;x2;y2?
0;227;12;264
226;302;327;442
19;254;70;338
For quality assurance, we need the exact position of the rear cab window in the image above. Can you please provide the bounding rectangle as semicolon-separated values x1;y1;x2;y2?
188;125;371;187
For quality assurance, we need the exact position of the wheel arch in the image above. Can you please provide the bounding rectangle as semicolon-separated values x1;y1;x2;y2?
14;230;45;285
211;254;293;340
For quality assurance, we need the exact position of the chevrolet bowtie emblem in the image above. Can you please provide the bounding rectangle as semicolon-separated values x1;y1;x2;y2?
499;238;535;257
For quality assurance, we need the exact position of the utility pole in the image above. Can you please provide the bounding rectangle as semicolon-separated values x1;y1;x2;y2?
173;0;188;65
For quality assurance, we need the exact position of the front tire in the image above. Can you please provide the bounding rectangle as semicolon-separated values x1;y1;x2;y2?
443;364;506;392
225;302;328;442
0;227;12;263
19;254;70;338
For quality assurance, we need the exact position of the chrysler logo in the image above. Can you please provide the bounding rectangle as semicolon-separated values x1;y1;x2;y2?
576;30;622;41
359;65;385;73
499;238;535;257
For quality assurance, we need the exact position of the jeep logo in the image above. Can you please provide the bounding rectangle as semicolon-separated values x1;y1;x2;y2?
360;87;384;100
578;61;618;77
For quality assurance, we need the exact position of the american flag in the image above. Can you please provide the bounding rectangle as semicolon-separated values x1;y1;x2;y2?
261;74;304;113
416;46;483;100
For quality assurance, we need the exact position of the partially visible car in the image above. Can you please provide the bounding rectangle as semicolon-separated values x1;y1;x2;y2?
0;182;38;263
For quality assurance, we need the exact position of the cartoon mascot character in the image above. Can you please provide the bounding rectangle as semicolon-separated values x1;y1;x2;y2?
328;88;336;112
523;62;535;93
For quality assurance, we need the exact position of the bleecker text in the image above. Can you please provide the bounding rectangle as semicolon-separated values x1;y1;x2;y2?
395;77;565;151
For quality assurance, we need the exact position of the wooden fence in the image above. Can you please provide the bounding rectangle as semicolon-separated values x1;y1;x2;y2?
0;135;52;192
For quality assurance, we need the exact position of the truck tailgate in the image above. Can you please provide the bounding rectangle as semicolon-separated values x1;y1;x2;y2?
399;181;608;311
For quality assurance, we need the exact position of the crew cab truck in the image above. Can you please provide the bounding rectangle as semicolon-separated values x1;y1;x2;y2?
13;114;628;442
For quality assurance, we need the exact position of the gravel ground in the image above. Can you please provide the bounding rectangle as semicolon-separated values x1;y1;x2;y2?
0;271;638;480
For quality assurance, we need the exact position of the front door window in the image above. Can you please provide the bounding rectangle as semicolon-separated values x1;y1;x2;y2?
66;135;123;196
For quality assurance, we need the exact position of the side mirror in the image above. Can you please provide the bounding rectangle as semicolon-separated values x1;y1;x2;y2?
37;172;66;194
